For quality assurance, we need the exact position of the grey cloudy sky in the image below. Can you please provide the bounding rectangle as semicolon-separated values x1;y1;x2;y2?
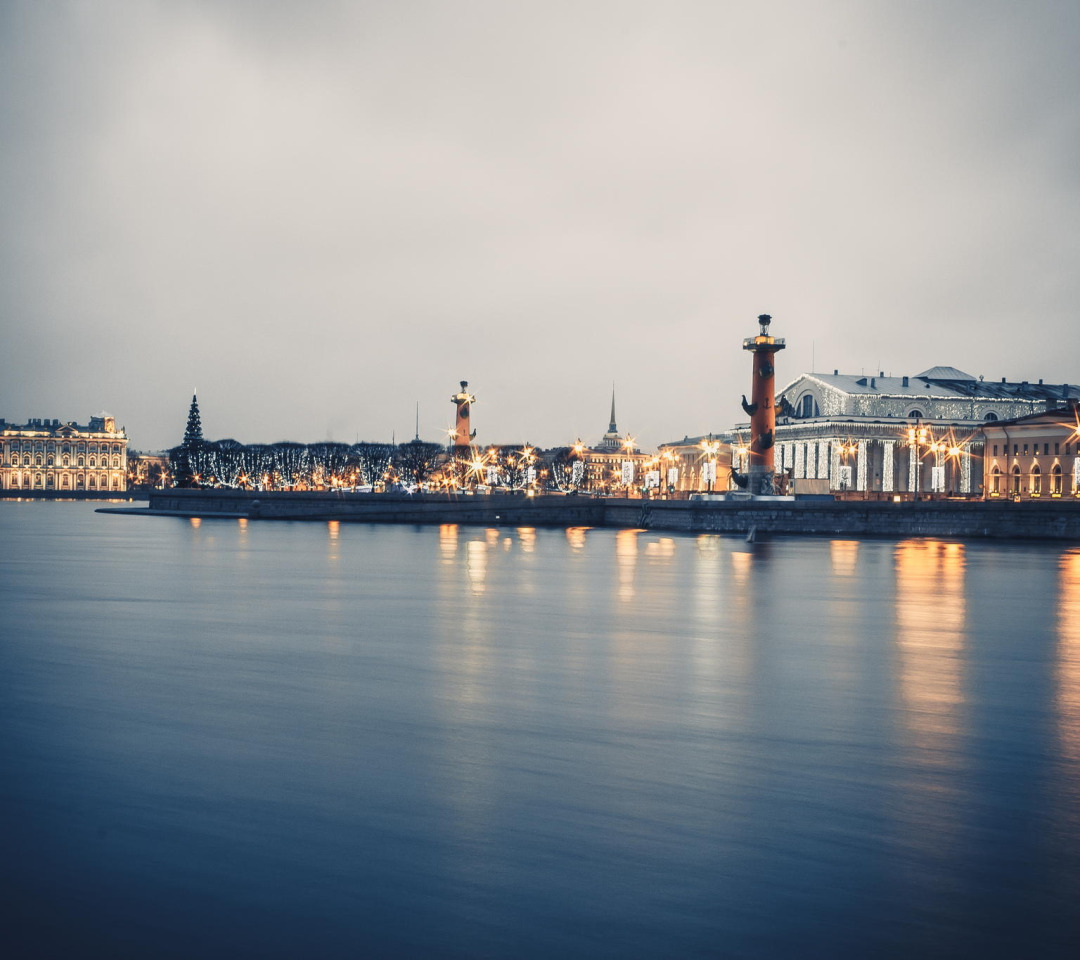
2;0;1078;451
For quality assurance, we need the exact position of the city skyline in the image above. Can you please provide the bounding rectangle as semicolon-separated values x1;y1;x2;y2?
3;1;1079;451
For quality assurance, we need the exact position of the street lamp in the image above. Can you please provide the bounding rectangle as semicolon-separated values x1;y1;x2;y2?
699;435;720;493
906;422;929;501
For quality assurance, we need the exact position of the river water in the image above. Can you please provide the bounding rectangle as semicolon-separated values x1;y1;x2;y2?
1;501;1079;957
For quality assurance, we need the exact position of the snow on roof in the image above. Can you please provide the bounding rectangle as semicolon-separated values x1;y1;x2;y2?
914;366;977;381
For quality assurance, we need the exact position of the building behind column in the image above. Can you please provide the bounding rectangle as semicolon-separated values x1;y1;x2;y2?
752;367;1080;499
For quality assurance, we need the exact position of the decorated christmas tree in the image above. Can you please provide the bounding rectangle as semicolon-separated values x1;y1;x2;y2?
182;393;203;448
173;393;205;487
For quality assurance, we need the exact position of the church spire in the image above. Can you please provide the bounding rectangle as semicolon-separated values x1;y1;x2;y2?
598;385;622;451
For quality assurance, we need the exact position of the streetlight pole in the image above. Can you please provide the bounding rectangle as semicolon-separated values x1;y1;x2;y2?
907;421;928;501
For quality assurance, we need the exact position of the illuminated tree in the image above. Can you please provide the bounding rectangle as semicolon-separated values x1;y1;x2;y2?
351;442;395;487
542;447;578;491
394;440;442;489
307;442;352;487
270;442;309;489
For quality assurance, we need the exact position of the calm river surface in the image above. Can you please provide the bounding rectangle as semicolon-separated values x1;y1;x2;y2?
2;501;1079;957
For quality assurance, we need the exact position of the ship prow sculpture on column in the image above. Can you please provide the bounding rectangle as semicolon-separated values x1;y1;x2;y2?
731;313;794;500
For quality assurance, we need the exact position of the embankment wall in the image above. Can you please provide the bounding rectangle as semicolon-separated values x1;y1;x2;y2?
137;490;1080;541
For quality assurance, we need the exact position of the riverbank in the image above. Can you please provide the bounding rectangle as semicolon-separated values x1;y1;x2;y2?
93;489;1080;540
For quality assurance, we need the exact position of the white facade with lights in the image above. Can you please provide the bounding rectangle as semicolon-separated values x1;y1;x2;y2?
734;367;1080;498
1;415;128;492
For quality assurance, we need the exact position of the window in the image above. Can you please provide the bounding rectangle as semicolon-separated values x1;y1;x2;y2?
798;394;818;418
1023;444;1028;455
909;410;924;419
1012;465;1022;495
991;466;1001;495
984;412;998;421
1055;443;1060;455
1052;465;1063;495
1013;445;1018;455
993;444;998;456
1044;443;1050;455
1031;465;1042;496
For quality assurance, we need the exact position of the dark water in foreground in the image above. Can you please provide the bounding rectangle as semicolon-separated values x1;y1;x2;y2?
2;502;1079;958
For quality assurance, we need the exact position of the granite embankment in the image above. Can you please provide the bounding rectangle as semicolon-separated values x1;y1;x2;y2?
105;489;1080;541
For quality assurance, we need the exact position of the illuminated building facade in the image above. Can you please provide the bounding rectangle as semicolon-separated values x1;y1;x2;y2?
982;405;1080;499
0;415;128;492
571;392;652;493
657;434;734;494
748;367;1080;498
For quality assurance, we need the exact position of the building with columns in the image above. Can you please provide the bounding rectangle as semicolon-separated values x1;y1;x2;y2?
0;414;128;493
732;367;1080;499
982;404;1080;500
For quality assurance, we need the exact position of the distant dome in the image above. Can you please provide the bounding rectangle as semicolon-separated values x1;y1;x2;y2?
915;366;977;381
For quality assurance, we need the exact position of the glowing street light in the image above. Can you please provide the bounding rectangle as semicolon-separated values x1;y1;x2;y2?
699;435;721;492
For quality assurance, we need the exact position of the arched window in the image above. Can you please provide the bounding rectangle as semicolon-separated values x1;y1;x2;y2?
61;475;70;488
89;457;96;468
62;456;69;467
991;466;1001;495
35;455;42;466
76;474;85;489
88;476;96;489
984;412;998;421
1052;464;1062;495
1011;465;1022;495
78;457;84;467
1031;465;1042;496
909;410;924;419
798;394;819;418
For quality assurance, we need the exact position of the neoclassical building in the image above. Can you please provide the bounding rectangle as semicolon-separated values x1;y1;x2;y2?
0;415;128;492
734;367;1080;498
982;405;1080;500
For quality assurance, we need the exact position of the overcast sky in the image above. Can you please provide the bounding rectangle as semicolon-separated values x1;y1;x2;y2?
2;0;1078;451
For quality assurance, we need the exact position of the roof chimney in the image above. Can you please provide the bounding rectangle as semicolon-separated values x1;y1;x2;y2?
833;369;839;376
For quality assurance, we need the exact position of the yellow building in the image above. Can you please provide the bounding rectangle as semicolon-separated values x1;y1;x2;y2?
982;404;1080;500
0;415;128;493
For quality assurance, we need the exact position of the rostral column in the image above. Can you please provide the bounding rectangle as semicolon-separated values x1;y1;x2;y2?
741;314;785;495
450;380;476;450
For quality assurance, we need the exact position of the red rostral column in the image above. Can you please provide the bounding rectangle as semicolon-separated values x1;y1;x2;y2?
741;314;785;495
450;380;476;451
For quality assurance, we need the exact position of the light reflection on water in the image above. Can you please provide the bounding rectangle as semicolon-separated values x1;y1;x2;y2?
1;502;1079;958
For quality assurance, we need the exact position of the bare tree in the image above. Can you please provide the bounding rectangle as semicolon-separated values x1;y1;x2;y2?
393;440;442;489
307;442;352;487
270;442;309;489
351;442;395;487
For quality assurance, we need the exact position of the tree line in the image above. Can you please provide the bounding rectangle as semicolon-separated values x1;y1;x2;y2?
159;438;585;492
